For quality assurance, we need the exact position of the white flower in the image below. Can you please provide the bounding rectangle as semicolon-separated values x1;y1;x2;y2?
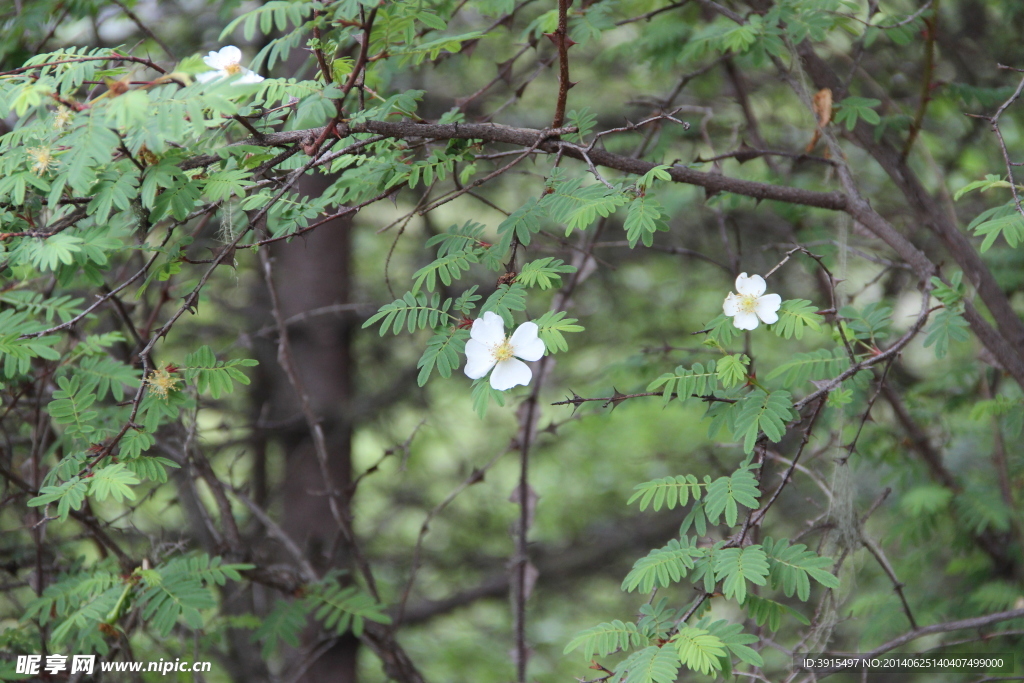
464;311;546;391
723;272;782;330
196;46;264;84
27;146;57;176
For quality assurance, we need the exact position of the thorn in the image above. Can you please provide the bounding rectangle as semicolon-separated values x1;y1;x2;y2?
734;140;762;164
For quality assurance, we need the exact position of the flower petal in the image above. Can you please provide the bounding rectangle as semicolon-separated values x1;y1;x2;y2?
203;53;224;69
490;358;532;391
754;293;782;324
218;45;243;65
509;322;545;361
723;292;742;316
471;311;506;345
731;311;760;330
735;273;766;297
463;339;496;379
196;70;221;83
236;69;264;84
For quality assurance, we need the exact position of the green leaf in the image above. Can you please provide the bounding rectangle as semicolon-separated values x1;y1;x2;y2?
731;389;795;453
13;233;83;272
923;308;970;358
0;309;62;379
76;356;140;402
411;250;479;293
493;197;543;254
49;586;122;646
219;0;315;41
701;617;764;667
417;327;469;386
772;299;823;340
743;594;810;631
563;619;646;658
253;599;309;658
762;537;839;601
713;546;769;603
622;538;703;593
704;465;761;527
672;627;725;675
0;291;83;323
612;645;680;683
453;286;482;315
307;580;391;637
363;291;453;336
953;174;1011;201
900;484;954;517
480;283;527;327
627;474;703;511
566;108;598;144
930;271;965;308
703;314;740;347
765;348;850;388
89;463;139;503
716;354;749;388
623;194;669;248
534;310;583;353
833;96;882;130
971;210;1024;252
470;377;506;417
27;477;89;521
202;169;252;201
168;553;253;586
137;567;216;637
48;375;99;441
184;346;259;399
426;221;488;258
540;177;626;234
637;164;672;189
681;498;709;537
516;257;576;290
123;453;179;483
87;170;139;221
839;301;892;342
646;360;718;407
955;487;1012;533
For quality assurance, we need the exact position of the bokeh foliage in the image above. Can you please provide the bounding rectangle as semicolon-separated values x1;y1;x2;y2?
1;0;1024;681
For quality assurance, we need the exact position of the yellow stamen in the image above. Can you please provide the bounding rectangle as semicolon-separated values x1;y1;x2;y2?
53;106;72;130
224;63;242;75
493;340;515;362
146;368;181;399
27;147;56;176
736;293;759;315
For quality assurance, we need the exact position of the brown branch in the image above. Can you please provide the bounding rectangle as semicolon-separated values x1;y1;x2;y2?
549;0;573;128
901;0;939;159
109;0;176;59
178;120;851;210
879;383;958;489
20;230;172;339
860;534;918;630
615;0;691;25
0;462;133;568
341;8;379;98
795;41;1024;380
0;52;167;77
746;396;827;535
258;249;381;599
